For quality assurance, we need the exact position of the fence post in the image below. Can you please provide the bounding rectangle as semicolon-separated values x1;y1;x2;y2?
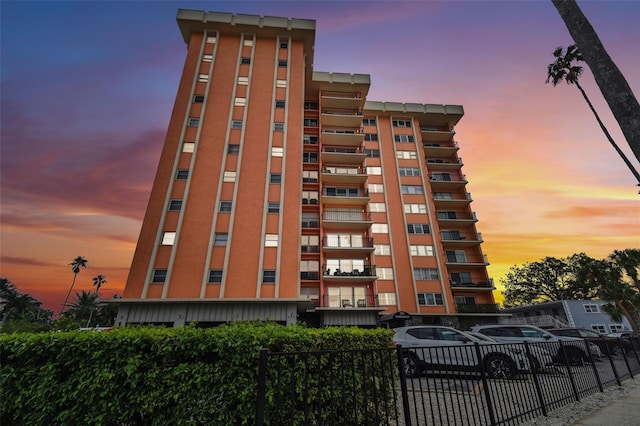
588;341;604;393
395;344;412;426
558;341;580;402
618;338;633;379
474;342;497;426
525;342;547;417
605;343;622;386
256;348;268;426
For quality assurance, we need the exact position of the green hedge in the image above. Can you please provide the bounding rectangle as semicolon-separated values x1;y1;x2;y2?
1;323;394;425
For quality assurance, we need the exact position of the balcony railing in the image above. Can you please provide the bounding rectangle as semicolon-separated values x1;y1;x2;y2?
321;294;379;308
456;303;499;314
445;254;489;265
323;236;373;249
429;174;467;183
323;166;365;175
426;158;463;167
323;264;376;278
450;279;495;289
323;188;368;197
323;209;370;222
440;232;483;242
423;141;459;149
436;211;477;221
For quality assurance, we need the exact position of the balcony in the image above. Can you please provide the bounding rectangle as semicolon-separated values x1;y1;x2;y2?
456;303;499;314
440;231;483;247
432;192;473;208
323;209;372;230
322;188;369;206
322;166;367;184
426;158;463;170
320;90;365;110
436;211;477;225
321;294;379;308
420;127;456;143
323;264;377;282
445;253;489;267
321;108;363;127
322;127;365;146
429;173;467;190
450;279;495;290
323;236;375;255
423;141;459;157
321;145;366;165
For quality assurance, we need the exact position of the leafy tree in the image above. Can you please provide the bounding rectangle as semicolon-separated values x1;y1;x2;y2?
546;44;640;183
61;256;88;315
551;0;640;164
1;277;53;333
610;249;640;292
502;254;598;307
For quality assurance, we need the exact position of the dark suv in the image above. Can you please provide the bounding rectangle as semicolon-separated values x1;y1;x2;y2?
548;328;632;356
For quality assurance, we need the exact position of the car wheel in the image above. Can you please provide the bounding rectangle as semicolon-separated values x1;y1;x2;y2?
484;355;516;380
528;356;542;373
402;353;421;378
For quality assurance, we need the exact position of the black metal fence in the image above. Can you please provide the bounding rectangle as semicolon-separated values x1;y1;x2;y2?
256;337;640;425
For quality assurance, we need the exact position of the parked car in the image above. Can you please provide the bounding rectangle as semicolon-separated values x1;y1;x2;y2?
393;326;531;379
469;324;602;365
548;328;632;356
466;331;554;372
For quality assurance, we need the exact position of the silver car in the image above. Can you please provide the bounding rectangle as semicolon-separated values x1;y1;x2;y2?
470;324;602;365
393;326;531;379
466;331;555;371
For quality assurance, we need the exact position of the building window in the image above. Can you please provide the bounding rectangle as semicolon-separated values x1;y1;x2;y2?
304;101;318;110
303;152;318;163
399;167;421;177
431;172;453;181
368;183;384;193
377;267;394;279
202;54;213;62
392;119;412;128
433;192;454;200
271;147;283;157
206;36;216;44
241;57;251;65
303;170;318;182
584;304;599;313
407;224;430;234
303;118;318;127
228;144;240;154
591;324;607;334
364;133;378;141
243;39;253;47
182;142;195;153
234;98;246;107
275;100;286;108
397;151;417;159
401;185;424;194
302;212;319;228
371;223;388;234
188;118;200;127
270;173;282;184
455;296;476;305
278;59;287;67
302;191;318;204
268;202;280;213
231;120;243;129
303;135;318;145
176;169;189;180
363;118;377;126
410;245;435;256
208;270;223;283
223;171;236;182
198;74;209;82
404;204;427;214
265;234;278;247
300;260;320;280
374;244;391;255
238;76;249;85
193;95;205;103
168;200;182;211
300;235;319;253
152;269;167;283
417;293;444;306
263;270;276;283
367;166;382;175
219;201;232;212
214;233;228;246
274;122;285;131
280;42;288;49
394;135;415;143
378;292;397;306
610;324;625;333
276;79;287;88
451;272;473;285
414;268;439;280
369;203;386;212
365;149;380;158
162;232;176;245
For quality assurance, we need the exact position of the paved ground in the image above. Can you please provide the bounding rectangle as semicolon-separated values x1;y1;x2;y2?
572;382;640;425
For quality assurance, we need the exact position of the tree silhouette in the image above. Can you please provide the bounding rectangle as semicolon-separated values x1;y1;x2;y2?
60;256;88;315
92;274;107;294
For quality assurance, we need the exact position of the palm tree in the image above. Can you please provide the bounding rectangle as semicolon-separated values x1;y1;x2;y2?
60;256;88;315
551;0;640;163
546;45;640;185
92;274;107;294
65;290;100;325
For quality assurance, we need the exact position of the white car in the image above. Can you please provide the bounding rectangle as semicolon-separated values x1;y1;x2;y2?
393;326;531;379
470;324;602;365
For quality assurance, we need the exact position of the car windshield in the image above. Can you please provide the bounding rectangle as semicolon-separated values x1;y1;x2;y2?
579;329;601;337
521;327;550;338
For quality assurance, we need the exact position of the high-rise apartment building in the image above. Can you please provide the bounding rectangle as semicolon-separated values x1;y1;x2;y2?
115;9;496;328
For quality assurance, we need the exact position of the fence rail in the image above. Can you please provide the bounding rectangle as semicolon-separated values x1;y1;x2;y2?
256;337;640;425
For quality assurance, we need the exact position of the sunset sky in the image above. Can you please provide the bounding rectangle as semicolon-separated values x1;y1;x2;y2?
1;1;639;314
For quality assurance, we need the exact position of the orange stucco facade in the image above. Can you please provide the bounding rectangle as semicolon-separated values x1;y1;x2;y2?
116;9;496;328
